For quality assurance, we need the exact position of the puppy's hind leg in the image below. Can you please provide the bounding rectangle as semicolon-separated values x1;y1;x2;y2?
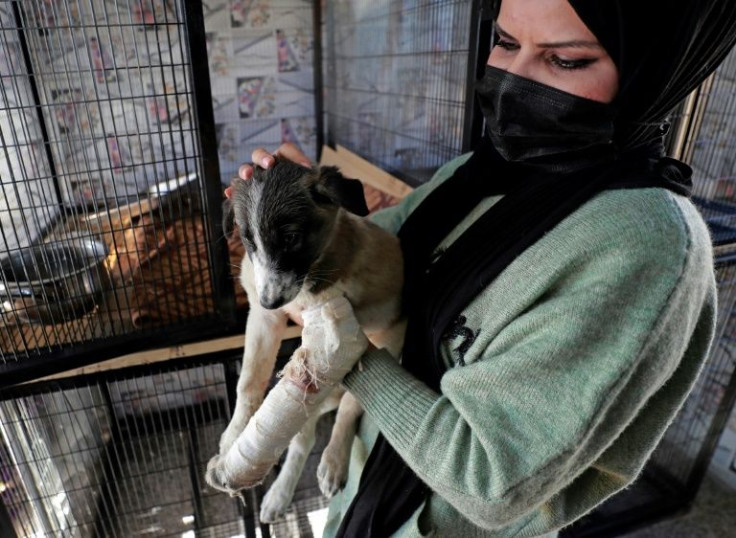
259;409;321;523
219;305;288;455
317;391;363;498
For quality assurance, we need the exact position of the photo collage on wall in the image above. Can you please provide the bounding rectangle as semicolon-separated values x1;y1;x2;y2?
203;0;317;184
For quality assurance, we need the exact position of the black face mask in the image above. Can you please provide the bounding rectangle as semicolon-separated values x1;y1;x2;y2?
476;65;616;165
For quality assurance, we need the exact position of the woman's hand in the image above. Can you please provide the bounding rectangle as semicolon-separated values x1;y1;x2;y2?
225;143;312;199
238;142;312;180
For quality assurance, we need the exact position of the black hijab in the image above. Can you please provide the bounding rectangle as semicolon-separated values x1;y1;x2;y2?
336;2;736;536
569;1;736;151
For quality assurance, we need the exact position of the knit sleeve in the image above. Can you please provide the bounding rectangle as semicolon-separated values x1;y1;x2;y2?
343;193;716;531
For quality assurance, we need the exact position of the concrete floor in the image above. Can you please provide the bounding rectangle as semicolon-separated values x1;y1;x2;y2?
622;474;736;537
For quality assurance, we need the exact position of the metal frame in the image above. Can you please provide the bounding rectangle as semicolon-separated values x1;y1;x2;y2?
181;0;236;329
461;0;493;153
10;2;63;209
0;0;238;386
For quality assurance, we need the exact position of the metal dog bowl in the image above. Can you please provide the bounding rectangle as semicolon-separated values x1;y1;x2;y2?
0;240;110;325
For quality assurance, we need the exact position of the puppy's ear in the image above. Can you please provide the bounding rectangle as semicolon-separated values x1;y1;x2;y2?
222;197;235;238
311;166;370;217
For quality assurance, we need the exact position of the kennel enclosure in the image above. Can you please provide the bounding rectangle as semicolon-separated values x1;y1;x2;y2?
1;1;736;537
0;0;235;384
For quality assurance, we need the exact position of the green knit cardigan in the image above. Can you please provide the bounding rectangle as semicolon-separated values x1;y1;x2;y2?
323;154;717;538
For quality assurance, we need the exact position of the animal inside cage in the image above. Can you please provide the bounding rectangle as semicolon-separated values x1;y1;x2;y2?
0;0;236;383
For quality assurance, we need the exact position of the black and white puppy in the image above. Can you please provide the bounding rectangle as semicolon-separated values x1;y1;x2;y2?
212;159;405;522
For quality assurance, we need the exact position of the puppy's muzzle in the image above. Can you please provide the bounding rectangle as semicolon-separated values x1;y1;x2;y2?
260;295;286;310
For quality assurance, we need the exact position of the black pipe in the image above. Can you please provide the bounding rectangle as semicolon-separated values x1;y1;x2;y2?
462;0;493;153
312;0;325;161
11;2;64;209
180;0;237;328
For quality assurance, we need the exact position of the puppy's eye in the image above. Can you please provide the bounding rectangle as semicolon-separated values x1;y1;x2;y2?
241;231;256;252
282;232;302;250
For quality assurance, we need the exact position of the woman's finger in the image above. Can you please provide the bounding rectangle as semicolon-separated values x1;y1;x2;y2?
237;143;312;183
252;148;275;169
238;163;254;180
274;142;312;168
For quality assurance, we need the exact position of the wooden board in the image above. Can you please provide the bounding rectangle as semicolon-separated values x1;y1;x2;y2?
320;145;413;200
27;325;302;383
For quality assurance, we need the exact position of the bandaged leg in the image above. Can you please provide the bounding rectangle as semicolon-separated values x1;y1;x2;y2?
259;411;320;522
205;296;368;494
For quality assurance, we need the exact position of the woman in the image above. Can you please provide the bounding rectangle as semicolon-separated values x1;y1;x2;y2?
234;0;736;536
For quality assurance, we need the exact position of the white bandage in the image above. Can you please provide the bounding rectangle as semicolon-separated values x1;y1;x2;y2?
212;295;369;492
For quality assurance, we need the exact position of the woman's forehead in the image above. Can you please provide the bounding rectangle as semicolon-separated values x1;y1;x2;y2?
495;0;601;45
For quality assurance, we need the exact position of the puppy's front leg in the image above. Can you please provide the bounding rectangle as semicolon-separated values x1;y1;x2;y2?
259;409;321;522
316;321;407;497
219;304;288;455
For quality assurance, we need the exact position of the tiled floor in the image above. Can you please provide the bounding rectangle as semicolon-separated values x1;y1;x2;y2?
621;474;736;537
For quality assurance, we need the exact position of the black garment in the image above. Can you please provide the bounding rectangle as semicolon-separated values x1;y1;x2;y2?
336;2;736;536
568;0;736;152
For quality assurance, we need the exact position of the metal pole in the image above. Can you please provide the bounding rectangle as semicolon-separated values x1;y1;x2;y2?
461;0;493;153
180;0;237;327
312;0;324;161
11;2;64;209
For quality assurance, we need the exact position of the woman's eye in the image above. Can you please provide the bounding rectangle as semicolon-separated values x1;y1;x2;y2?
550;55;596;70
494;40;519;52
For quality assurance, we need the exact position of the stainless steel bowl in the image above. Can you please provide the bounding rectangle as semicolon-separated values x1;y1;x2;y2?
0;240;110;325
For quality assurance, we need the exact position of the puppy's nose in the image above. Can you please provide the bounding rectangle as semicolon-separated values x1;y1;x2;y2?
260;295;285;310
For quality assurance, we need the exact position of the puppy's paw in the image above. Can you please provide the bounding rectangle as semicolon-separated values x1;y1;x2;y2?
317;447;349;498
205;454;236;494
259;483;293;523
206;451;275;495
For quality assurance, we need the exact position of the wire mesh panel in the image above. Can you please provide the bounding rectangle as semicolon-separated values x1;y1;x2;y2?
323;0;477;185
677;46;736;246
0;0;234;381
0;362;240;537
0;355;334;538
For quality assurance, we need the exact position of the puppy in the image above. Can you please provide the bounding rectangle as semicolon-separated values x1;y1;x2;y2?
213;159;405;523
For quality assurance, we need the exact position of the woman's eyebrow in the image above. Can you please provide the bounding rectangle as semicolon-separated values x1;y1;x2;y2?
494;22;603;50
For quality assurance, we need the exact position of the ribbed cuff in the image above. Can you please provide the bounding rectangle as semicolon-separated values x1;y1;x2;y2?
342;348;440;453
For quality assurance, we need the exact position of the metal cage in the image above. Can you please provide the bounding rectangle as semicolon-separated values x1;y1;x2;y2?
0;0;235;385
322;0;490;186
0;342;335;538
